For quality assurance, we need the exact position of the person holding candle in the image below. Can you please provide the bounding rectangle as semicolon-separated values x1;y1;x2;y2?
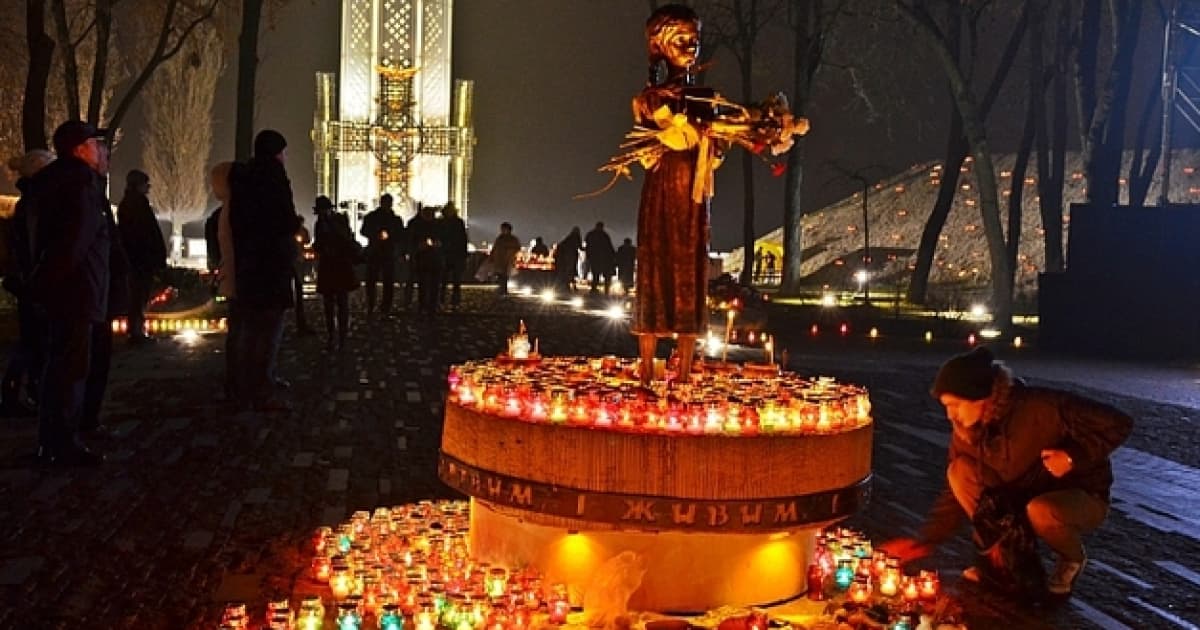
881;346;1133;598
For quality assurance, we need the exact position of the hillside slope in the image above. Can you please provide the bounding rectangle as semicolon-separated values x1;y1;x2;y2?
733;149;1200;298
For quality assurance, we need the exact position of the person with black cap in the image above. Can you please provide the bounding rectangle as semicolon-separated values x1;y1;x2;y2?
881;346;1133;599
117;169;167;344
228;129;298;412
26;120;112;465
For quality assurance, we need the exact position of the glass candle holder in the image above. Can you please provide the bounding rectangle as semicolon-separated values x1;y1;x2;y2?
834;559;855;590
379;603;404;630
847;576;872;605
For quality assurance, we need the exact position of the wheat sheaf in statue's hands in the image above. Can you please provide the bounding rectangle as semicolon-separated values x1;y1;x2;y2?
578;91;809;199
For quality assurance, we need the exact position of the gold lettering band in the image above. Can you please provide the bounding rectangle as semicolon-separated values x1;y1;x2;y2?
438;452;871;533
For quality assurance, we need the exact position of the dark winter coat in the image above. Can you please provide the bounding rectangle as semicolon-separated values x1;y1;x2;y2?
918;380;1133;546
314;212;359;294
615;243;637;280
117;189;168;274
407;214;442;272
204;207;221;271
27;157;112;323
438;215;469;263
229;157;298;310
360;207;404;262
554;232;581;277
584;228;615;275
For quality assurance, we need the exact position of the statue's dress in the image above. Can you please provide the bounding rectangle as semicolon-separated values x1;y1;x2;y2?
633;87;711;336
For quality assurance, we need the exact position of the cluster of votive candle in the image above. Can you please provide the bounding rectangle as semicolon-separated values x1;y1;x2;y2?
220;500;569;630
808;528;940;614
447;357;871;436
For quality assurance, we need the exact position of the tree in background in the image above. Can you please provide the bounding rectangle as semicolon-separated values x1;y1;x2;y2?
19;0;218;152
896;0;1028;330
902;1;1027;309
779;0;842;296
142;25;224;261
232;0;294;160
1075;0;1144;210
705;0;785;286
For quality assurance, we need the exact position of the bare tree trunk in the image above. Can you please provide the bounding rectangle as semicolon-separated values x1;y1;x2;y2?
907;112;967;305
236;0;265;161
1083;0;1143;209
780;0;827;296
1035;5;1068;273
105;0;218;140
1006;48;1039;310
50;0;80;121
898;1;1018;328
1074;0;1100;156
86;0;112;125
23;0;54;151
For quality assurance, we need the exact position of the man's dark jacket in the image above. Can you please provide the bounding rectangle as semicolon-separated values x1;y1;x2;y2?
27;157;111;323
438;215;469;263
919;381;1133;546
117;189;167;274
229;157;297;310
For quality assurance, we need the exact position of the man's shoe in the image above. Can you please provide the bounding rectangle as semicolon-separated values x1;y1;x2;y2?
273;378;292;389
128;334;157;346
1047;554;1087;595
56;443;104;467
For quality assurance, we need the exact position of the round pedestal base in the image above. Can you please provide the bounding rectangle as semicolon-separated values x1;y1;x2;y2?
469;500;817;613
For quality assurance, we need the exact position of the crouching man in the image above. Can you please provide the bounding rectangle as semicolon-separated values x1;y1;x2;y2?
883;346;1132;598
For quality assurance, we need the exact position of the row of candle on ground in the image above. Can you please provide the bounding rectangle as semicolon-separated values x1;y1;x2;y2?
306;501;570;627
803;323;1026;348
808;528;940;604
448;363;870;435
109;317;227;334
224;594;573;630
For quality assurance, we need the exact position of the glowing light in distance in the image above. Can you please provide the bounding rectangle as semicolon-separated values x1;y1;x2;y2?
605;304;625;320
969;304;988;318
979;328;1001;339
569;296;584;308
821;294;836;307
540;289;556;303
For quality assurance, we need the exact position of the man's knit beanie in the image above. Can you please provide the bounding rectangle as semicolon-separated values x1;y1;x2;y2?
930;346;996;401
253;129;287;158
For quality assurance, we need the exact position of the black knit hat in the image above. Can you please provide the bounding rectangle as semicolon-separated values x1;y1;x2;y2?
931;346;996;401
253;129;287;158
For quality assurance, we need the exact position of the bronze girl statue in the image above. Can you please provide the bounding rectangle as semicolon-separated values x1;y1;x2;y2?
609;5;808;385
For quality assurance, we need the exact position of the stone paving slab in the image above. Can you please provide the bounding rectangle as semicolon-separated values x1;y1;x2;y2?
0;288;1198;628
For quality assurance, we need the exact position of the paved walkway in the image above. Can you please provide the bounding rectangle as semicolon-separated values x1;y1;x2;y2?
0;288;1197;629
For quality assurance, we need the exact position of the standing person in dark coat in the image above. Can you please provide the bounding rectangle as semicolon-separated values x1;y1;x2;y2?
584;221;616;295
360;193;401;319
489;222;521;295
117;169;167;344
228;129;297;412
438;202;469;309
530;237;550;258
27;121;112;466
312;196;358;351
882;347;1134;598
1;150;54;418
554;227;582;293
615;238;637;294
406;204;442;314
81;190;130;434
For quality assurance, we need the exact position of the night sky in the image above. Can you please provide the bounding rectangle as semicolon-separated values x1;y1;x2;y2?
108;1;1164;249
